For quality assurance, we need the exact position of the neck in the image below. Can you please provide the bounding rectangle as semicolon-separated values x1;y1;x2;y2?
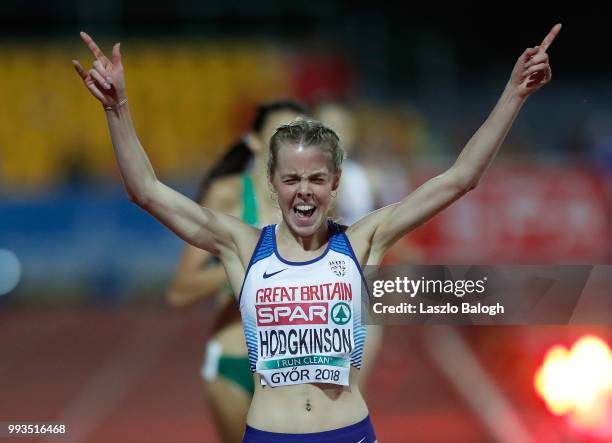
278;220;329;251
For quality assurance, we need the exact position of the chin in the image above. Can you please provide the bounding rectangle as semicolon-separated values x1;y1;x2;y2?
286;209;327;238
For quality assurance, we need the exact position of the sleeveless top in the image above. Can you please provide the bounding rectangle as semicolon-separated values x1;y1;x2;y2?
239;221;367;387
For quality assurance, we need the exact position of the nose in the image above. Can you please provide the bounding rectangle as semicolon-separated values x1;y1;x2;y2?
297;178;312;198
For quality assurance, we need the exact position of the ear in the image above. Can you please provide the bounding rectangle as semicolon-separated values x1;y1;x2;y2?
332;169;342;191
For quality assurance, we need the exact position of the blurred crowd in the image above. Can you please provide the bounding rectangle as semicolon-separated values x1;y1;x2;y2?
1;40;611;301
1;41;611;193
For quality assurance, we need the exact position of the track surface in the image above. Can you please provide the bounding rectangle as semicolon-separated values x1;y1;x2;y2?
0;306;591;442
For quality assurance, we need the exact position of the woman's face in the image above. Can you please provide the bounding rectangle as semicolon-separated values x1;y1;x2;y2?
271;143;340;238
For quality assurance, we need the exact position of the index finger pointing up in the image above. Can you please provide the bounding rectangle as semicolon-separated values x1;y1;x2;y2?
80;31;106;60
539;23;562;52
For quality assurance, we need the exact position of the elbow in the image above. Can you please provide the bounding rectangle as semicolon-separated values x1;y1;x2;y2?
456;179;478;198
126;178;158;208
462;177;479;193
450;168;480;195
127;189;152;208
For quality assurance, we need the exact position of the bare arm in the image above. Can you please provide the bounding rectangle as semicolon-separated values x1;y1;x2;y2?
73;33;251;258
350;24;562;262
103;103;235;253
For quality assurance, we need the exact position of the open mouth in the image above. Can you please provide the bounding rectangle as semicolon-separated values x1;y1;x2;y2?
293;204;316;219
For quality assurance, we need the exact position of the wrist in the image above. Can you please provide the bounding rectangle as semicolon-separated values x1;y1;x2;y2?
103;97;128;112
502;84;528;104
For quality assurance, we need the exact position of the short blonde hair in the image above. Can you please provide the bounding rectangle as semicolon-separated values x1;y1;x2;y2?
268;118;344;179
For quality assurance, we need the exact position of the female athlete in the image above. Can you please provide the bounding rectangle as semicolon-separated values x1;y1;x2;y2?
74;24;560;442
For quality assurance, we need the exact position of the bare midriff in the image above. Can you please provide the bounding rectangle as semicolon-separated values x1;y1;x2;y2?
246;367;368;432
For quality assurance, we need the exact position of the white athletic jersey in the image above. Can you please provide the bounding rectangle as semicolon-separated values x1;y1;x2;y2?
239;221;367;387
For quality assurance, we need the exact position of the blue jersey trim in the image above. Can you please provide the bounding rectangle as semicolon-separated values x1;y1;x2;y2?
340;230;372;300
329;235;352;256
238;225;274;304
338;228;371;369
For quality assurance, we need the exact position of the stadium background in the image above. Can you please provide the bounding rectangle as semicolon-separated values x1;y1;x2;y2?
1;2;611;442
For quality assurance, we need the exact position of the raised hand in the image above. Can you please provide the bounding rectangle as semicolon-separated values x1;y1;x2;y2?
72;32;125;108
509;24;561;98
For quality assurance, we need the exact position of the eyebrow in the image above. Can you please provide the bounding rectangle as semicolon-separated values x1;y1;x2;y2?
280;171;329;179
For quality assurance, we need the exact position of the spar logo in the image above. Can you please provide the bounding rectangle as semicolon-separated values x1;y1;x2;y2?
256;302;328;326
331;302;351;325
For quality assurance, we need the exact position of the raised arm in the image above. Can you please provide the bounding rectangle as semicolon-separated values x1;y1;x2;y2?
72;33;253;259
351;24;561;262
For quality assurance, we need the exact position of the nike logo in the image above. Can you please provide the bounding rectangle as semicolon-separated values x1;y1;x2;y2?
263;269;287;279
356;438;366;443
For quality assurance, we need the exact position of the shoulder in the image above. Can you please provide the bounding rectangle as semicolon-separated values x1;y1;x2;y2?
213;213;262;271
346;204;396;237
344;204;398;265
